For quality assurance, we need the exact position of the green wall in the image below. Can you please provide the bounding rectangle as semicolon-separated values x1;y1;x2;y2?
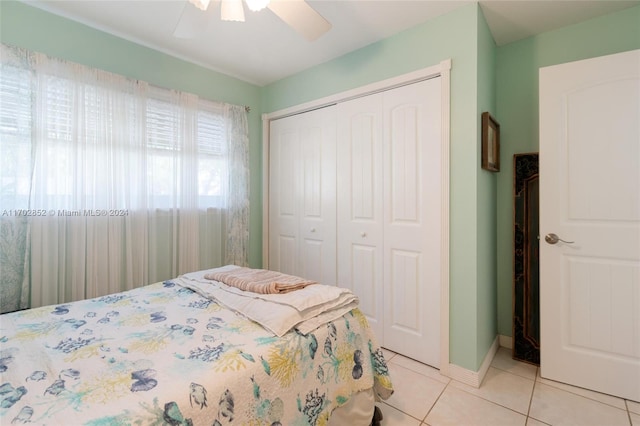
495;5;640;337
263;3;496;371
475;5;498;368
0;0;264;269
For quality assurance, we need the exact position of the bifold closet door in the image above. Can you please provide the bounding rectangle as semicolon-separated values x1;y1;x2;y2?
268;106;337;285
382;78;441;368
337;93;385;340
337;77;442;367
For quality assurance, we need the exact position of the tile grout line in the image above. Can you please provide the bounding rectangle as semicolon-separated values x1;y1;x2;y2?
380;400;423;424
449;377;535;421
535;370;630;412
525;367;539;424
419;376;450;424
444;357;537;418
417;354;536;420
382;358;450;424
536;378;632;415
490;364;537;381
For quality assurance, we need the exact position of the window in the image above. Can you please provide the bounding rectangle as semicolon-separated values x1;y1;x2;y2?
0;62;32;209
0;44;249;311
0;60;233;212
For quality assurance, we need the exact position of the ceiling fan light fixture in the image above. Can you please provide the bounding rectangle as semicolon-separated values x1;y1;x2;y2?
188;0;211;11
245;0;270;12
221;0;245;21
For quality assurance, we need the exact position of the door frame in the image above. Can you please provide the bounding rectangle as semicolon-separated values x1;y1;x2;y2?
262;60;452;374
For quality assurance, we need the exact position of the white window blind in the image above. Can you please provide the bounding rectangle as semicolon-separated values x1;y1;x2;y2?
1;57;230;212
0;61;32;210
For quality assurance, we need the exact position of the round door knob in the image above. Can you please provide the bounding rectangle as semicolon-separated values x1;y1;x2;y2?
360;232;367;238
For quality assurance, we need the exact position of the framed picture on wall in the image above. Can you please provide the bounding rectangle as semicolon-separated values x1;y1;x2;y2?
482;112;500;172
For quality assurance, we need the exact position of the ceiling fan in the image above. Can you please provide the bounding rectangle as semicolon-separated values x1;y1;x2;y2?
173;0;332;41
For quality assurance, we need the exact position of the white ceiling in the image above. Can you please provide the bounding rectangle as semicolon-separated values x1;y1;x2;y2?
25;0;640;86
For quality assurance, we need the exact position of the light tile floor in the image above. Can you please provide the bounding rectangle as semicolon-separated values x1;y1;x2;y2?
378;347;640;426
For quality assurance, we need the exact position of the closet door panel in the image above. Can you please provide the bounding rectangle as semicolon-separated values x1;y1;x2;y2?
300;239;323;283
389;250;421;331
383;78;441;367
390;105;420;221
337;95;384;338
269;122;300;275
269;106;337;285
276;236;298;275
350;245;378;319
351;114;377;219
299;113;337;285
278;131;297;217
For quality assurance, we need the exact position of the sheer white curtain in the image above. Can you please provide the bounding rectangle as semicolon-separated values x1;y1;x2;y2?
1;45;33;313
0;44;249;310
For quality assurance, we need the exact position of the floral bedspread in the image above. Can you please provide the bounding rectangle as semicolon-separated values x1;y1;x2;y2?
0;281;393;425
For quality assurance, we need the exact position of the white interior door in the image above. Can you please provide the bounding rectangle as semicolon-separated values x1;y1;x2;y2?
268;106;337;285
382;78;442;368
337;93;385;340
540;49;640;401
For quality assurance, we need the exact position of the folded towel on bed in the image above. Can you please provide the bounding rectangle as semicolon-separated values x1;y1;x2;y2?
177;266;358;337
204;267;316;294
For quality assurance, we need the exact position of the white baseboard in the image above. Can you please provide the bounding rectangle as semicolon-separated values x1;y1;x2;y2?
499;334;513;350
447;336;500;388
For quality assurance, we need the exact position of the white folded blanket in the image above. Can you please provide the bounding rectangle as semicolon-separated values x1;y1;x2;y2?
177;266;359;336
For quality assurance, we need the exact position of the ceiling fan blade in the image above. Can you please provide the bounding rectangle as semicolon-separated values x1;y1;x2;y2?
267;0;331;41
173;0;218;39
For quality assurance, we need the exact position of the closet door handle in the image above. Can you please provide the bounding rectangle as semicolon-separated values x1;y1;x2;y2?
544;233;574;245
310;228;316;233
360;232;367;238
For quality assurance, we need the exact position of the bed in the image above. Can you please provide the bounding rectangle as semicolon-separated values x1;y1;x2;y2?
0;266;393;425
